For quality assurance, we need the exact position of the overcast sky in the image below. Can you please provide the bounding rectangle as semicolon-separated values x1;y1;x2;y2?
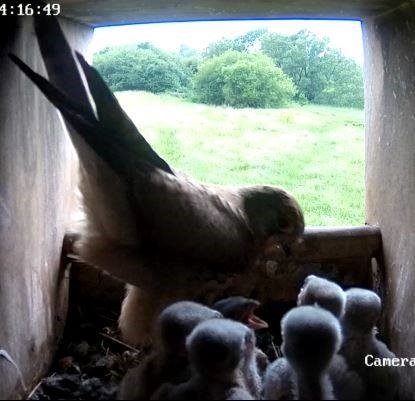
92;19;364;65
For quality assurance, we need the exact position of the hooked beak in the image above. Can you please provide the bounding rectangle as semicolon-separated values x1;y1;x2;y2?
260;234;304;259
259;236;292;258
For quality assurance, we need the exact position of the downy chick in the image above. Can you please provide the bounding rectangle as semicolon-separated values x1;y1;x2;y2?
297;275;363;399
264;306;342;400
213;296;270;382
118;301;222;400
340;288;399;400
153;319;255;400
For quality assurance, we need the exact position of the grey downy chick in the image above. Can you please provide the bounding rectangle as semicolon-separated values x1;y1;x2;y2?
153;319;256;400
118;301;222;400
213;296;270;384
297;275;346;319
297;275;364;399
264;306;342;400
340;288;399;400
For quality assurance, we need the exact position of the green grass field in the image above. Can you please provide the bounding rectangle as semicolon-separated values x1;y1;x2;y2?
116;91;365;226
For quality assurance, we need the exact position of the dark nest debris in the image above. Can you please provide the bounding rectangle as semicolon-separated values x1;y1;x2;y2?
27;264;286;400
26;305;282;400
27;307;148;401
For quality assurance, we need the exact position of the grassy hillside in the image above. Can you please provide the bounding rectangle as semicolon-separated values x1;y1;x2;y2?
116;91;365;226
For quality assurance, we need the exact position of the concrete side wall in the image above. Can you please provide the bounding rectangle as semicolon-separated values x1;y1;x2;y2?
364;3;415;398
0;17;92;399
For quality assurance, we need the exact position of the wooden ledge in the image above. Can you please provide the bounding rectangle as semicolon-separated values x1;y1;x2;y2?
294;225;382;262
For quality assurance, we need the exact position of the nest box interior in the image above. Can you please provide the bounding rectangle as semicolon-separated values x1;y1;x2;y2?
1;0;415;399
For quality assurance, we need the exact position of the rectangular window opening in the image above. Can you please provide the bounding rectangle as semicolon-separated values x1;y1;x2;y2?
91;19;365;227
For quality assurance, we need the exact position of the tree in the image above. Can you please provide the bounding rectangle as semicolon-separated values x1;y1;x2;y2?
314;49;364;108
176;45;202;76
261;30;364;108
204;29;267;58
93;44;191;93
193;51;296;108
261;30;329;101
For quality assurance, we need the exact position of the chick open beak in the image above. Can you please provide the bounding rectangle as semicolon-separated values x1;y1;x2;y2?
244;301;269;331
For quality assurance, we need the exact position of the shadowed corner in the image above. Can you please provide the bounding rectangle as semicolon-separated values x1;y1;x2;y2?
0;15;19;56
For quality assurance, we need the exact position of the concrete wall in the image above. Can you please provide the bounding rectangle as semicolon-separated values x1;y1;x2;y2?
58;0;404;25
0;17;92;399
364;3;415;398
